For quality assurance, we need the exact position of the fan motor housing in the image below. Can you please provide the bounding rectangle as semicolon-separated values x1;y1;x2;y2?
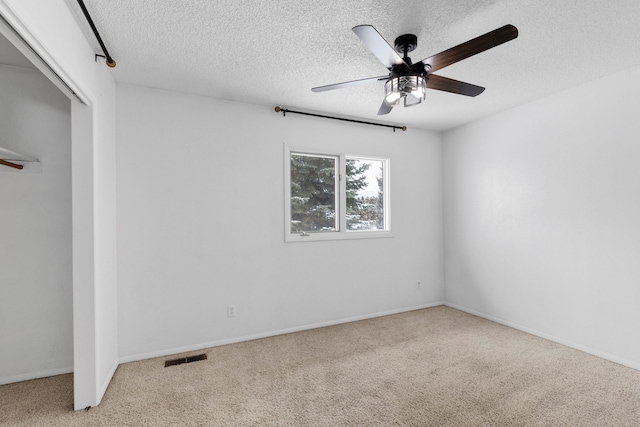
394;34;418;55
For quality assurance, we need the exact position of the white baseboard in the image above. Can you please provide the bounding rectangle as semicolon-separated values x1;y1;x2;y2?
119;302;444;364
444;302;640;371
0;366;73;386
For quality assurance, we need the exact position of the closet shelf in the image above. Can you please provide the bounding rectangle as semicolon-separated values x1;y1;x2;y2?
0;146;40;171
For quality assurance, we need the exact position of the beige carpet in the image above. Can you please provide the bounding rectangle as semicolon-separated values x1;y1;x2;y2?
1;306;639;426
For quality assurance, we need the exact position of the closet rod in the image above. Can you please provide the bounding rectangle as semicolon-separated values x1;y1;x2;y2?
0;159;24;170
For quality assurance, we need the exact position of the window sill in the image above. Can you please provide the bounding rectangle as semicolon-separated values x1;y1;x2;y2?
285;231;394;243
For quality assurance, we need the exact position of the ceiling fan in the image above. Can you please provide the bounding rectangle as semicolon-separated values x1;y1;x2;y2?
312;24;518;115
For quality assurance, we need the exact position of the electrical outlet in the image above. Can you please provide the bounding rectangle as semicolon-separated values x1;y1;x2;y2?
227;305;236;317
416;281;421;290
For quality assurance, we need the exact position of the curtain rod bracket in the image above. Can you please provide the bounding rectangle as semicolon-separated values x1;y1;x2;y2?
95;54;116;68
274;106;406;132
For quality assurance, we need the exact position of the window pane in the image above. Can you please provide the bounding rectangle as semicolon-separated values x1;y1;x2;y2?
346;158;385;231
290;153;338;233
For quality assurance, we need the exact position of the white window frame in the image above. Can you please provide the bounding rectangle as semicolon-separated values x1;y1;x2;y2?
284;145;392;242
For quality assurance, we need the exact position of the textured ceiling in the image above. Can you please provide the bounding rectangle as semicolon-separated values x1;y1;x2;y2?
57;1;640;131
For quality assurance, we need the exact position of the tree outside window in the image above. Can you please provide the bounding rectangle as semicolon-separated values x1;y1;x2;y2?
289;152;387;237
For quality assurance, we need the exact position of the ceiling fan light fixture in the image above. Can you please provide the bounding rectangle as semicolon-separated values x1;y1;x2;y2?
312;24;518;115
384;92;401;105
411;82;426;98
384;75;426;106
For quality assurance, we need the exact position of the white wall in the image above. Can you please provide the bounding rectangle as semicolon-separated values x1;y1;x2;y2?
0;0;118;408
0;65;72;384
443;65;640;369
116;84;443;361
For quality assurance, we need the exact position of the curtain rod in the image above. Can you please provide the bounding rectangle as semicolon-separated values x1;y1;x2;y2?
274;106;406;132
76;0;116;68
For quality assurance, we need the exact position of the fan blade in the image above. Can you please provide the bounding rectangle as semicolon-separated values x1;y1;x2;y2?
427;74;485;97
421;24;518;72
377;100;393;115
352;25;410;70
312;75;388;92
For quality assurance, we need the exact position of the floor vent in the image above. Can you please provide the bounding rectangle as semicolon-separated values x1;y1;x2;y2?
164;353;207;367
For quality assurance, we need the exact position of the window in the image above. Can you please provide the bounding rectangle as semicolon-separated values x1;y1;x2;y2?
345;158;386;232
290;153;339;233
285;146;391;242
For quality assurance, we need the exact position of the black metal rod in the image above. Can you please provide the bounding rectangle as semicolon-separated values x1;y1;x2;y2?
274;106;406;132
77;0;116;67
